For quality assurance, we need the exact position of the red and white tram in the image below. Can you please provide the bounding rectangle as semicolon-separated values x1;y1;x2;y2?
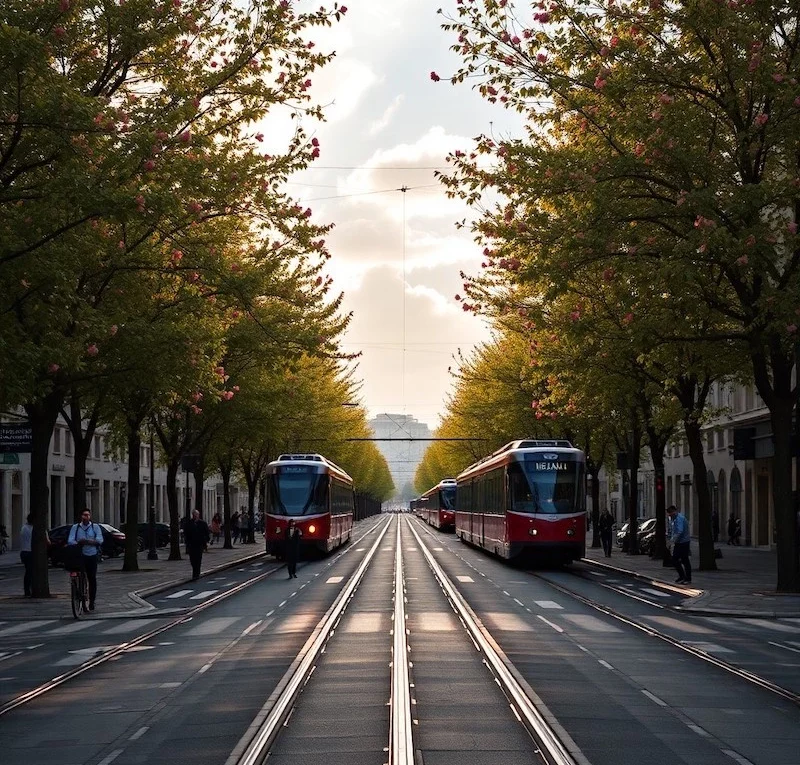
264;453;354;558
418;479;457;531
455;440;586;564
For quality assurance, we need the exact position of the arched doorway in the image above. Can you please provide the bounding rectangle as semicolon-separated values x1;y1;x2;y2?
730;467;743;544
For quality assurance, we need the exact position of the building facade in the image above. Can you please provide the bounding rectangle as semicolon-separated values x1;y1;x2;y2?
368;413;432;500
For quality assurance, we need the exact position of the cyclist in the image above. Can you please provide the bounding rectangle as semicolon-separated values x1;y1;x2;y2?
67;508;104;611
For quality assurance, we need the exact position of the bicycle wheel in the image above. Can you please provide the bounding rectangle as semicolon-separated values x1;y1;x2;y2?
70;573;85;618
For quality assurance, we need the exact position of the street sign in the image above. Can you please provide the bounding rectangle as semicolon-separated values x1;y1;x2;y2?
0;423;33;453
0;453;20;465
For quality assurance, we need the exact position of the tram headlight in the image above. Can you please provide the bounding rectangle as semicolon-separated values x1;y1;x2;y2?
567;528;575;536
528;528;537;536
308;524;316;534
275;526;281;534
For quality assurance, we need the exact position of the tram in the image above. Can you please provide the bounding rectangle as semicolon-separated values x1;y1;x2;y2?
264;453;354;558
455;439;586;564
418;479;457;531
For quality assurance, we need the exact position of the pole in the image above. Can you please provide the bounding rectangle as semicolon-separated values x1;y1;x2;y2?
147;431;158;561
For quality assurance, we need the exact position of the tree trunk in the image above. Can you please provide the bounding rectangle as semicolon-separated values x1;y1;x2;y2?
166;457;182;561
589;461;601;548
66;397;95;522
645;426;671;564
24;393;62;598
684;419;717;571
623;419;642;555
770;400;800;592
193;456;206;517
220;460;233;549
122;425;142;571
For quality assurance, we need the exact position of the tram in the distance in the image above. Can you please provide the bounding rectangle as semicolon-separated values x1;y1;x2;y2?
417;479;457;531
455;439;586;564
264;453;354;558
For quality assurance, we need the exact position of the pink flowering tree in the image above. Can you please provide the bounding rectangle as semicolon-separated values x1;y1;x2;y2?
437;0;800;590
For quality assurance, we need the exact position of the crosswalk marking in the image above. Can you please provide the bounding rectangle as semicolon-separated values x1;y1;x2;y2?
415;612;458;631
741;618;799;633
456;575;474;582
682;641;734;654
534;600;563;609
640;587;672;598
486;612;534;631
165;590;193;599
48;621;96;635
102;619;158;635
342;613;386;633
0;620;56;636
562;614;623;633
326;576;344;583
185;617;239;635
643;616;716;634
189;590;218;600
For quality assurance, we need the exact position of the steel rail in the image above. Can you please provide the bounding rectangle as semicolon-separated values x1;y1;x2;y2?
406;518;580;765
390;519;414;765
532;571;800;708
0;520;387;718
229;516;394;765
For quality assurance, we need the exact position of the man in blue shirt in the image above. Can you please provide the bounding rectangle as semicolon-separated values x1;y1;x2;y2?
67;509;104;610
667;505;691;584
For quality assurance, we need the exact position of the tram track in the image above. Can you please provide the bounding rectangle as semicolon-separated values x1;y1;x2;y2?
0;520;387;719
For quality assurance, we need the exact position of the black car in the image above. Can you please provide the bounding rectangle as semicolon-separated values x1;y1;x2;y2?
136;522;171;551
48;522;126;566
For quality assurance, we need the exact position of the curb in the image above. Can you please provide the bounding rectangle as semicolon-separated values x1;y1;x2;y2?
581;555;704;597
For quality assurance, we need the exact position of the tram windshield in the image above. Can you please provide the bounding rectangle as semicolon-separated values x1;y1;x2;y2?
268;468;328;516
439;486;456;510
509;457;584;515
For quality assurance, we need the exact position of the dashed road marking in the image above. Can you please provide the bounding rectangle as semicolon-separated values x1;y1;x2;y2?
189;590;218;600
326;576;344;583
534;600;563;609
165;590;193;599
562;614;623;633
640;587;672;598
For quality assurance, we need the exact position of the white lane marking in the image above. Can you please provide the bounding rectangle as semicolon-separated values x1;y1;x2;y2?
687;724;711;737
640;587;672;598
189;590;218;600
563;614;623;633
513;598;524;607
0;651;22;663
198;663;211;674
48;621;96;635
534;600;563;609
326;576;344;583
406;547;417;551
129;727;148;741
0;620;56;636
242;621;263;636
537;615;563;633
54;646;115;666
160;682;181;688
588;571;606;576
185;617;240;635
432;547;443;551
769;641;800;655
456;575;474;582
165;590;193;599
98;750;123;765
598;660;613;669
265;610;275;617
722;750;755;765
102;620;158;635
356;548;366;551
682;641;734;654
642;690;667;706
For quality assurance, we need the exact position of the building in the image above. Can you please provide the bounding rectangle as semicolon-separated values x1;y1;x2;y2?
367;413;432;500
0;416;247;551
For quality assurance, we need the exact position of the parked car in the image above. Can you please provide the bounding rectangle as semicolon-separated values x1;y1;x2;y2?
636;518;658;554
48;523;126;566
136;522;171;551
616;518;657;552
616;521;630;549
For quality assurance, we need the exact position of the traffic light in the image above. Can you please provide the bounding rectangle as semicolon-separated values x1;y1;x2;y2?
655;470;665;495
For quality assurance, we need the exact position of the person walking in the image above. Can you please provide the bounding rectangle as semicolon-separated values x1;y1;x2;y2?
667;505;692;584
230;511;241;544
19;514;35;597
598;509;614;558
239;510;250;544
67;509;104;611
284;519;302;579
210;513;222;545
727;514;737;545
185;509;210;581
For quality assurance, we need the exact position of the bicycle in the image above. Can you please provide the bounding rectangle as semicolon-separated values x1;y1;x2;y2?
70;567;89;619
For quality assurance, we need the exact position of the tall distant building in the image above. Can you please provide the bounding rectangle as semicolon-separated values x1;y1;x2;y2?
368;414;432;500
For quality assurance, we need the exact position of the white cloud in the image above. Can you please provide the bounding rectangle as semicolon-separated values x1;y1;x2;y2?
368;94;404;136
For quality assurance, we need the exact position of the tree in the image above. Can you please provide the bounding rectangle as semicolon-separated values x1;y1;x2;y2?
437;0;800;590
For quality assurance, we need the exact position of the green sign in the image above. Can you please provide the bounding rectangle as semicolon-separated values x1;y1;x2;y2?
0;453;20;465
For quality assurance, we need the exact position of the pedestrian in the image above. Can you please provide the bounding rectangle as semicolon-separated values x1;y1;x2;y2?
230;511;240;544
733;517;742;545
240;510;250;544
666;505;692;584
19;514;35;597
284;519;302;579
210;513;222;545
184;509;210;581
67;509;104;611
727;514;737;545
598;509;614;558
712;508;719;544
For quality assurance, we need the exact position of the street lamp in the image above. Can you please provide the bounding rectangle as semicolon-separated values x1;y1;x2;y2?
147;430;158;561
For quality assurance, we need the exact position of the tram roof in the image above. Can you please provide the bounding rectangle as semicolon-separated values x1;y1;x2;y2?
456;439;584;481
268;453;353;482
420;478;457;499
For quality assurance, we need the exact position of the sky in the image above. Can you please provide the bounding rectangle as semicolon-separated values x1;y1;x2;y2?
273;1;522;429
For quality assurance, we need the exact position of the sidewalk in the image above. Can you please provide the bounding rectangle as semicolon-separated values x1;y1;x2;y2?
0;543;271;621
583;540;800;617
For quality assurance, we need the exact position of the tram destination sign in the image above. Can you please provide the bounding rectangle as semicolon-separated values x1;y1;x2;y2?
0;423;33;453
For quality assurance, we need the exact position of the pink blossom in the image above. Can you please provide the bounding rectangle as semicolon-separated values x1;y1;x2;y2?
537;53;547;63
311;147;320;158
179;130;191;142
594;76;606;89
221;390;234;401
60;0;70;11
54;25;66;38
658;93;673;104
215;366;226;377
754;113;769;126
255;132;264;142
788;221;798;234
110;325;118;335
745;235;756;246
570;310;581;321
192;392;203;402
311;137;320;147
340;5;348;12
144;159;155;172
772;73;784;83
48;363;60;374
737;255;749;266
634;142;645;156
787;324;798;334
622;312;633;325
171;249;183;263
87;344;99;356
190;405;202;415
